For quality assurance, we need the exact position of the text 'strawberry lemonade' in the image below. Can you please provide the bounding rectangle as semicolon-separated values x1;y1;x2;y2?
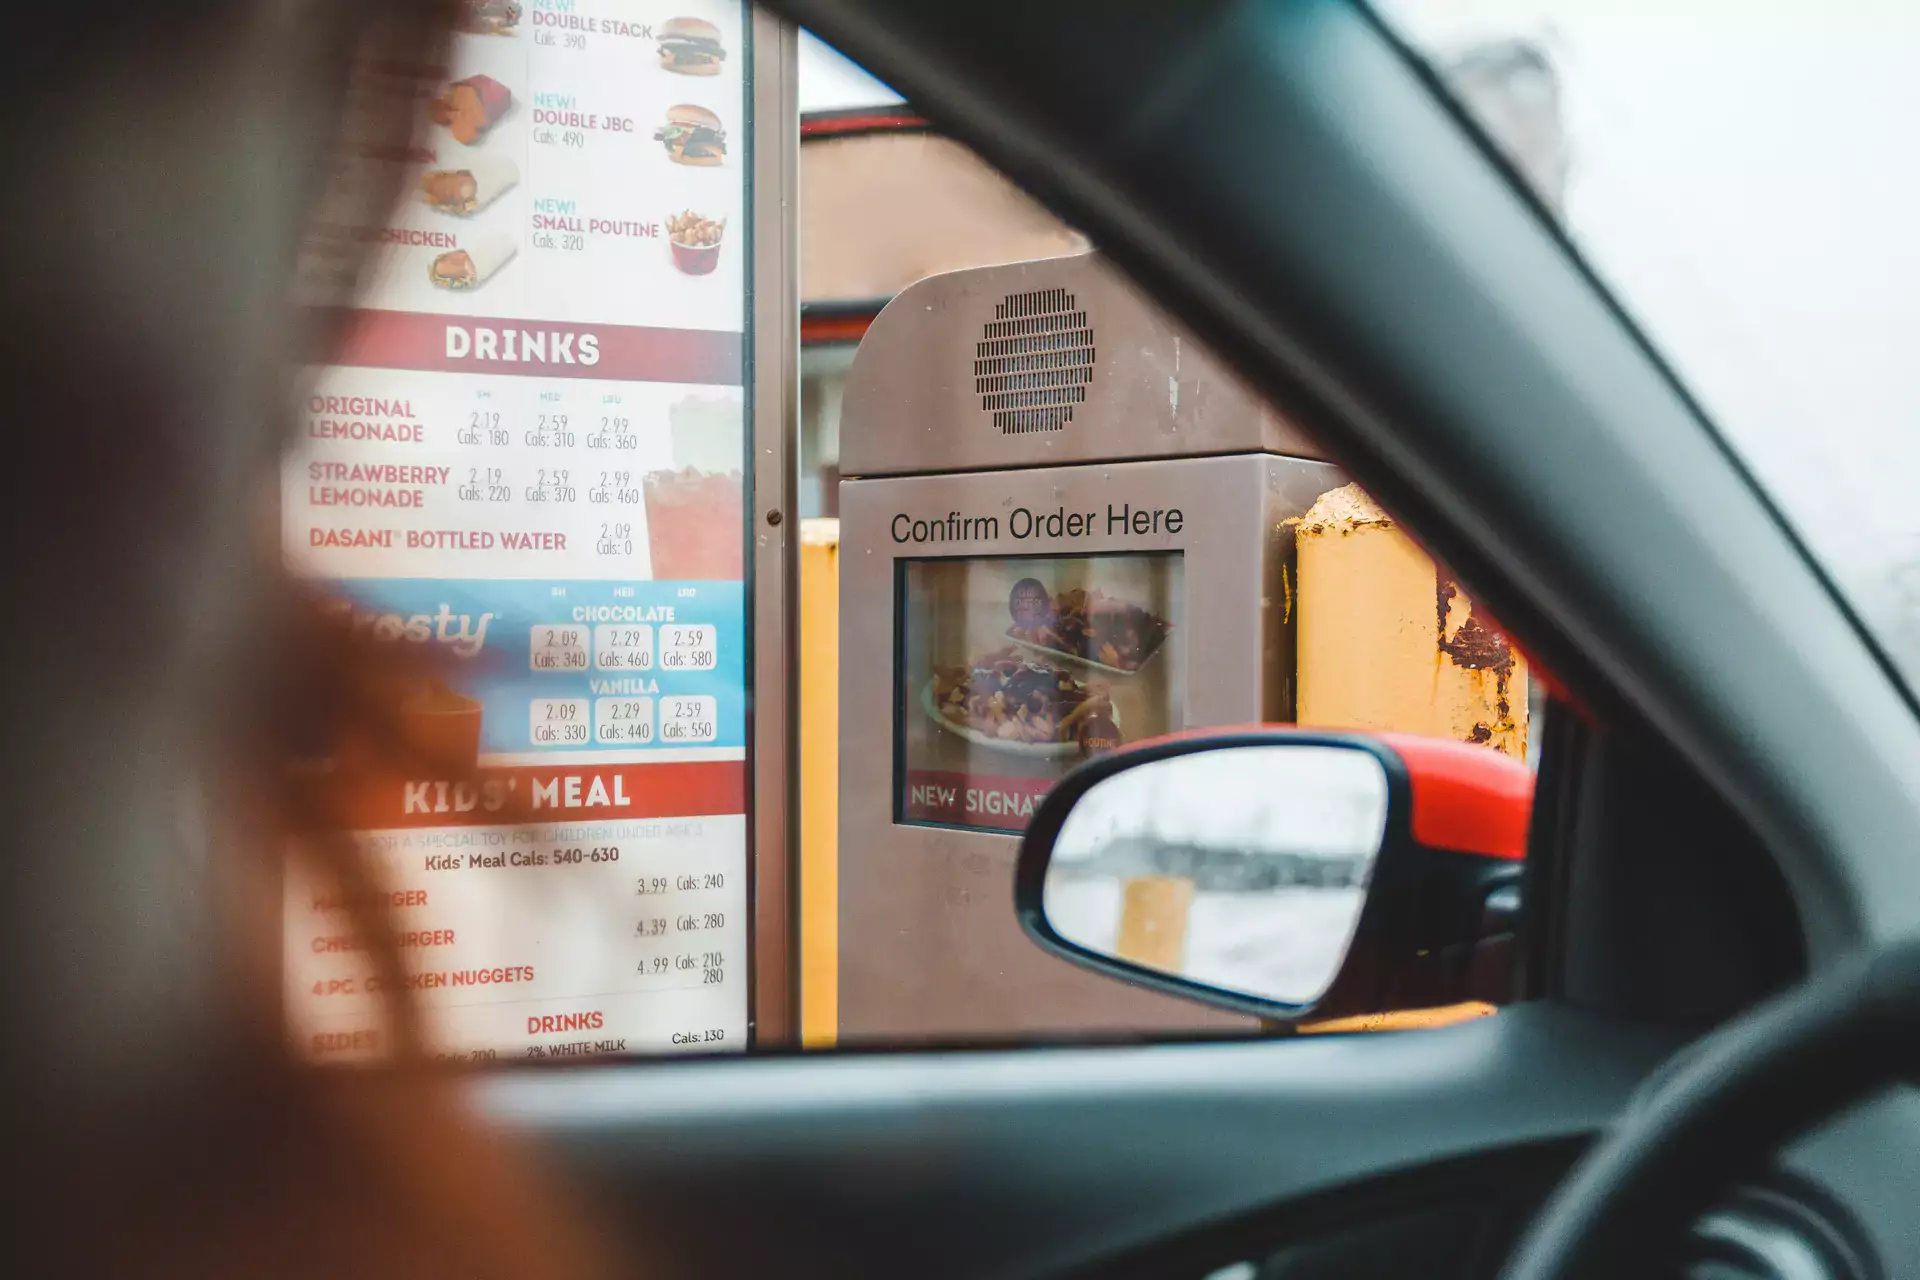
645;394;744;581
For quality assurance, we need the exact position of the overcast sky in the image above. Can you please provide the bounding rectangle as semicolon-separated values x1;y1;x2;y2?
1381;0;1920;678
799;30;901;113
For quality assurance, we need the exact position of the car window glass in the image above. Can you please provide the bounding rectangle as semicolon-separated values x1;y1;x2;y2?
793;33;1535;1051
283;11;1542;1066
1381;0;1920;695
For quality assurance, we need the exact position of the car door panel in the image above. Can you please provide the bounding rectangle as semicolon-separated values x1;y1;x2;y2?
477;1005;1675;1278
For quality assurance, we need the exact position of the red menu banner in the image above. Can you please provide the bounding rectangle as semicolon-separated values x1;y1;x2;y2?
317;307;744;383
902;769;1057;833
303;759;747;831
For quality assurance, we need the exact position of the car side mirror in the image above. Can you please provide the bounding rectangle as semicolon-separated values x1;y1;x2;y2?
1014;729;1533;1022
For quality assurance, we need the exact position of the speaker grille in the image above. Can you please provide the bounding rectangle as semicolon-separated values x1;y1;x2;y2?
974;287;1095;434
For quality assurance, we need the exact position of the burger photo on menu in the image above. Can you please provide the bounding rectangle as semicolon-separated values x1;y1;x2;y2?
1005;582;1174;674
419;153;519;216
455;0;521;35
431;74;512;146
665;209;725;276
654;105;726;166
657;17;726;75
644;395;743;581
430;232;518;290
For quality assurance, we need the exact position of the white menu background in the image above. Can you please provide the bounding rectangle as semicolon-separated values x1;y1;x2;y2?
285;0;754;1065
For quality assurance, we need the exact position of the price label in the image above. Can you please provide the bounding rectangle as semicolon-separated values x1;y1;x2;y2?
593;623;654;670
658;624;718;671
594;696;655;744
530;698;592;745
530;624;590;672
659;695;718;743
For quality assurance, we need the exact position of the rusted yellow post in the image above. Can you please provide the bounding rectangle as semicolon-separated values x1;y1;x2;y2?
1289;483;1521;1035
799;519;841;1047
1294;484;1527;756
1115;876;1195;973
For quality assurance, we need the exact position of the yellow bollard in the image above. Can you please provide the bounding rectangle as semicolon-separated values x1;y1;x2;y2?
799;519;841;1048
1115;876;1195;974
1299;1002;1498;1035
1293;484;1527;756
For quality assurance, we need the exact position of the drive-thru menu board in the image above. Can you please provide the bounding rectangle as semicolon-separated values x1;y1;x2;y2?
284;0;752;1063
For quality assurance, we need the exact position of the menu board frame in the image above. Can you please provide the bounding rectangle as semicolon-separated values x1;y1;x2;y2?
745;7;799;1049
281;3;799;1060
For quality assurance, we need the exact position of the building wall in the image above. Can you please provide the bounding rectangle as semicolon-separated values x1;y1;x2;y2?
802;131;1087;304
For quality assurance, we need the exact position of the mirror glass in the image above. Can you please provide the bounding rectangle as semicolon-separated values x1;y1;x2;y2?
1041;745;1389;1008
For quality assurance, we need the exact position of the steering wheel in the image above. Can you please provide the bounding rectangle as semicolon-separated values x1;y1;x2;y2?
1500;939;1920;1278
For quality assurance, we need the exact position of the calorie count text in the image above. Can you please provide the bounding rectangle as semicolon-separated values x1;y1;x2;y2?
527;694;718;746
440;463;642;509
593;622;654;670
631;877;729;986
524;413;577;451
530;697;591;744
636;871;727;895
302;389;677;566
595;695;655;744
523;1029;725;1062
457;410;509;447
435;1047;501;1065
634;916;725;938
532;124;592;152
594;521;635;556
533;27;592;52
535;622;720;673
588;470;641;505
629;864;730;990
524;468;578;504
531;624;591;671
457;466;512;503
658;625;717;671
658;695;717;743
452;409;641;453
587;416;639;451
639;950;727;987
523;619;722;748
308;842;737;1037
309;394;665;543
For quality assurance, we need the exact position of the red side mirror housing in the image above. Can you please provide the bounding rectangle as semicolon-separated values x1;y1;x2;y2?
1375;731;1533;863
1015;726;1533;1023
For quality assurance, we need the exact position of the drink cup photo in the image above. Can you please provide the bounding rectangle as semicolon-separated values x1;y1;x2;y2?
644;394;744;581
